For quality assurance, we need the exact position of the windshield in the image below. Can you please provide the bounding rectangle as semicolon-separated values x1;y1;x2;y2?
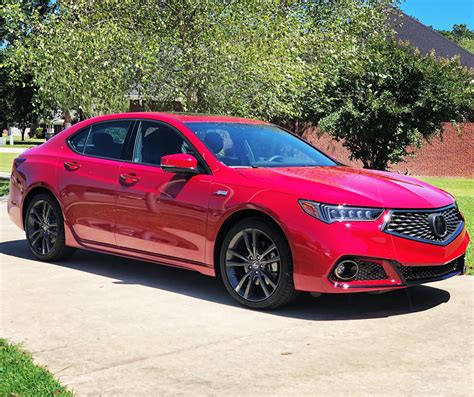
185;122;337;168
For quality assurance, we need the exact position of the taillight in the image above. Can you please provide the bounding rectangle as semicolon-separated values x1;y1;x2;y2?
13;157;26;170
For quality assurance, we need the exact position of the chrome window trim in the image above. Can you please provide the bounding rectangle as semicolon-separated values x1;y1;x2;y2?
382;203;464;246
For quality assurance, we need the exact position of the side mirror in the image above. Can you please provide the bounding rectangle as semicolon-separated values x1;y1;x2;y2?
161;153;200;174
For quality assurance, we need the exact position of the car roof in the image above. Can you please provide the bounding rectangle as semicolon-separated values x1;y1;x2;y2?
148;112;269;124
70;112;271;133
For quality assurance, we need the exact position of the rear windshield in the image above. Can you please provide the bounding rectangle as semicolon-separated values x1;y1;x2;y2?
185;122;337;168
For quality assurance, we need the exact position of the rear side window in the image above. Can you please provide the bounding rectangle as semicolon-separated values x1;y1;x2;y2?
69;127;90;153
69;121;132;159
83;121;131;160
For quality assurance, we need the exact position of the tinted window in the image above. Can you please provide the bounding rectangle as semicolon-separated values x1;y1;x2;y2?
82;121;131;160
132;121;195;166
185;122;337;167
69;127;90;154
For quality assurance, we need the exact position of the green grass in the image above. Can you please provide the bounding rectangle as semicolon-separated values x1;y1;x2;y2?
0;179;9;196
421;178;473;274
458;37;474;54
0;338;74;397
0;152;18;173
12;136;45;148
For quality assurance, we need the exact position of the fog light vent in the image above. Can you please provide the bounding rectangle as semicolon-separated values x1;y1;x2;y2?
334;260;359;280
330;258;388;282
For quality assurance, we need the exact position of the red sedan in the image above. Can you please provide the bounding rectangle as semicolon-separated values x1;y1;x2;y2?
7;113;469;309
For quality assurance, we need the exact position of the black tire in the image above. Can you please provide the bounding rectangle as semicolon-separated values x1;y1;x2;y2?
25;193;75;261
220;217;298;310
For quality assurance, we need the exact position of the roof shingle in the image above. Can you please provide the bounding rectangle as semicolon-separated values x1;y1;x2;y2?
390;11;474;68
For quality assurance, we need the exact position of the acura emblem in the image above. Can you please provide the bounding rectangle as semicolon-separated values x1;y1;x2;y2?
428;213;448;238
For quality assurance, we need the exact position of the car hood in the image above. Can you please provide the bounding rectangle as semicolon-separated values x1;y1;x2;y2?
237;166;454;209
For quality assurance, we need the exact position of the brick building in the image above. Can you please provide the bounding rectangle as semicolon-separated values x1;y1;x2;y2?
305;123;473;178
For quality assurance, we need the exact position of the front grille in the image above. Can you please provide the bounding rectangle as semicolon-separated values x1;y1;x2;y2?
384;204;463;245
396;256;464;283
330;259;387;282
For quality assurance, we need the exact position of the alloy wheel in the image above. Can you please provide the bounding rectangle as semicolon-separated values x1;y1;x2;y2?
27;200;58;256
225;228;281;302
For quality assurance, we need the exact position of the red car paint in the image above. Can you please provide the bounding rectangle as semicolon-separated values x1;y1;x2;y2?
8;112;469;293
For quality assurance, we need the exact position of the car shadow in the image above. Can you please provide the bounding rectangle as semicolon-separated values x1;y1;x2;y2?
0;239;452;321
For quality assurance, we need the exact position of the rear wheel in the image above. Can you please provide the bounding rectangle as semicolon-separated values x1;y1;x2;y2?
220;217;298;310
25;193;75;261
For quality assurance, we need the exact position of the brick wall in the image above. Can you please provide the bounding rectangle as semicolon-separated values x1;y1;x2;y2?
304;123;473;178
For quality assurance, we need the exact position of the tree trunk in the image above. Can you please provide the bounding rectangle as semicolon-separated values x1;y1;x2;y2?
363;160;388;171
292;119;299;134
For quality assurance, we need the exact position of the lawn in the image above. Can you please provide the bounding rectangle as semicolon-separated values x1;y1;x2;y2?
13;136;45;147
0;179;9;196
0;338;73;396
0;152;18;173
1;136;45;148
421;178;473;274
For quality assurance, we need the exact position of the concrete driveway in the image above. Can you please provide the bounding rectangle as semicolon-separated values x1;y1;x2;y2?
1;201;473;396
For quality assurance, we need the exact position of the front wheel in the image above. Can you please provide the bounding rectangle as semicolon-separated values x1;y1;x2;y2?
25;193;75;261
220;217;298;310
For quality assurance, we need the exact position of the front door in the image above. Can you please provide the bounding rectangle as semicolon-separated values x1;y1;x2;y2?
57;120;132;245
114;120;211;264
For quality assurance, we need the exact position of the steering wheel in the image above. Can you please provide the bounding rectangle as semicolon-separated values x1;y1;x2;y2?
267;155;284;162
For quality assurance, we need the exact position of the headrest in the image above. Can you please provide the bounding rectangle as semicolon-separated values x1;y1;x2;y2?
204;132;224;154
92;132;114;147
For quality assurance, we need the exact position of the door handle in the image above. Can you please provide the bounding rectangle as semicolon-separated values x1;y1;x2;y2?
119;173;140;186
64;161;81;171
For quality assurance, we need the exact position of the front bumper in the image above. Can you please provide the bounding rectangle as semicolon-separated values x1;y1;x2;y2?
288;209;470;293
328;254;465;291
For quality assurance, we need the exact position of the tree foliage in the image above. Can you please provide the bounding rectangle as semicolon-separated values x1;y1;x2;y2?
317;40;474;170
0;0;54;135
3;1;395;119
3;0;313;119
437;24;474;53
0;53;36;133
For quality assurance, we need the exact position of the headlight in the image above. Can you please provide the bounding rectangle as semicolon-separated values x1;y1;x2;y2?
299;200;384;223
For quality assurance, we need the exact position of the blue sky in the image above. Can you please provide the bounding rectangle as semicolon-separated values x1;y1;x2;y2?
400;0;473;30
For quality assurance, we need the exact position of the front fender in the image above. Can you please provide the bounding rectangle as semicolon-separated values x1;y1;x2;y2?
205;182;299;271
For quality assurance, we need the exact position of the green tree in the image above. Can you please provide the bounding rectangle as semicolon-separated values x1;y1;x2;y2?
4;0;393;122
1;0;55;138
316;40;474;170
4;0;311;120
0;53;36;136
437;24;474;53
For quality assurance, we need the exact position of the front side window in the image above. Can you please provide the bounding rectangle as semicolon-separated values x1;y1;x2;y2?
80;121;131;160
132;120;196;166
185;122;338;167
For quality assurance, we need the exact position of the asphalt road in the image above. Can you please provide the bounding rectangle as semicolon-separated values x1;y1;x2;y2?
1;200;473;396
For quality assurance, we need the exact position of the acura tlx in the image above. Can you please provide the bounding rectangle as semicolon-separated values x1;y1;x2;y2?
8;113;469;309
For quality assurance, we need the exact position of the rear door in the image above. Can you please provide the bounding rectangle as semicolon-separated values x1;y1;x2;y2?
57;120;133;246
114;120;212;264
